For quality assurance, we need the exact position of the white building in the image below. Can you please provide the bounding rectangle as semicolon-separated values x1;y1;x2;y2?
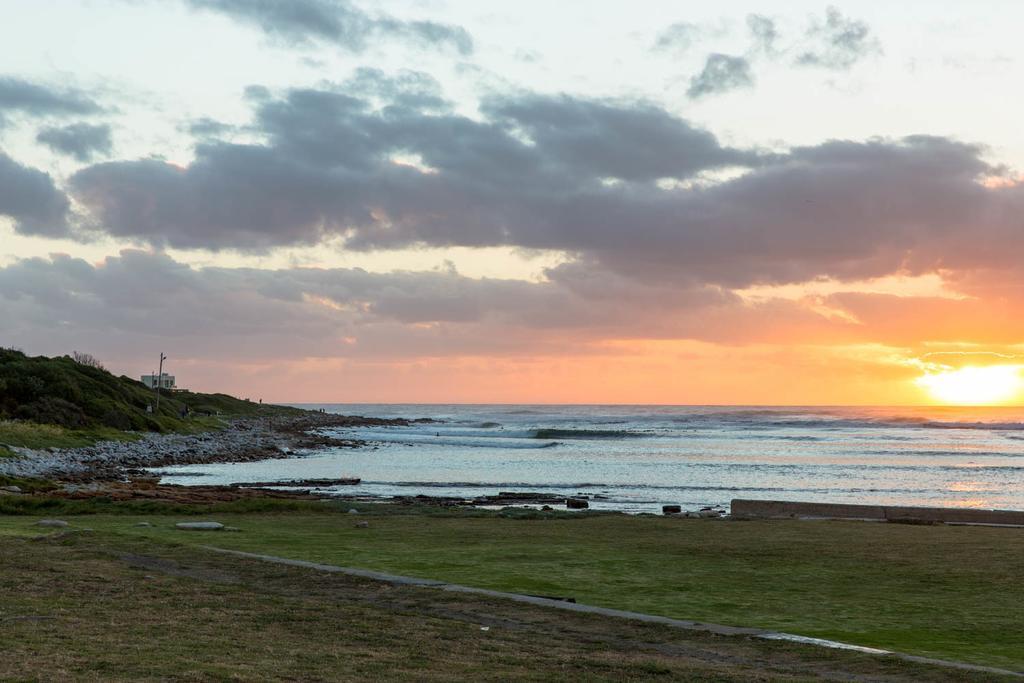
141;373;176;390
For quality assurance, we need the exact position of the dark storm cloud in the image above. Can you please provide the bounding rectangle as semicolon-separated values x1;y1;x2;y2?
796;6;880;70
65;79;1023;291
36;123;113;162
186;0;473;54
0;151;69;236
0;76;102;127
686;53;754;98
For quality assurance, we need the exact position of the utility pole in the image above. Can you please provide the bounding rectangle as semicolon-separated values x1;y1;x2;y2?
155;352;167;412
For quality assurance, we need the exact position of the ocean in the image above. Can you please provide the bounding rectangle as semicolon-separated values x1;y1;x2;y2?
153;404;1024;513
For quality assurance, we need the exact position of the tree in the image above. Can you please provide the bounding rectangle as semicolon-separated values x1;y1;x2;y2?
72;351;105;371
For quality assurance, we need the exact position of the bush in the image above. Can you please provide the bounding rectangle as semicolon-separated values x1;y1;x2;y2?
15;397;88;429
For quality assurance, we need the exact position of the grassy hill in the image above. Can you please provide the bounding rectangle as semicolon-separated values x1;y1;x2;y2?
0;348;302;451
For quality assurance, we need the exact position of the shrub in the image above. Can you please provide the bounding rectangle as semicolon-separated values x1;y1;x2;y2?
15;397;88;429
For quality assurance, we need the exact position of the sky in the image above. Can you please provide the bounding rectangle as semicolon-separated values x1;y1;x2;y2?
2;0;1024;404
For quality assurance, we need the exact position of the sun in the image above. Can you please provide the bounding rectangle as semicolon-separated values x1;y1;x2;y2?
916;365;1024;405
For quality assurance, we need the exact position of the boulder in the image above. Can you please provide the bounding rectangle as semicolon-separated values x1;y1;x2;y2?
175;521;225;531
0;485;22;493
348;508;359;514
662;505;682;515
36;519;69;528
566;498;589;509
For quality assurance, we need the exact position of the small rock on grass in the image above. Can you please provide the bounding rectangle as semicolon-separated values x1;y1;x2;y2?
36;519;69;528
175;521;225;531
355;521;369;528
348;508;359;514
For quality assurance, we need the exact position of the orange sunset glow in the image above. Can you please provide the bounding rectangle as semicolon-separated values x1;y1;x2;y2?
3;3;1024;409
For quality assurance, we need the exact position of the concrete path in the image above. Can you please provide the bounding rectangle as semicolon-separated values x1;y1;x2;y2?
203;546;1022;679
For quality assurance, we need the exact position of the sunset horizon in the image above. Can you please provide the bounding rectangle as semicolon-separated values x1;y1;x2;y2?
5;2;1024;407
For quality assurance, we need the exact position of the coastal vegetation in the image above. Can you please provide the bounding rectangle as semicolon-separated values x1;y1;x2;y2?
0;348;303;451
0;506;1020;673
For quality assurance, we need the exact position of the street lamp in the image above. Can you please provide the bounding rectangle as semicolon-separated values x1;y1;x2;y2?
155;352;167;412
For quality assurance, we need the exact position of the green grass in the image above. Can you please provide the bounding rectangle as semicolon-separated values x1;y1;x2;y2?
0;510;1020;671
0;415;234;454
0;531;980;682
0;419;141;450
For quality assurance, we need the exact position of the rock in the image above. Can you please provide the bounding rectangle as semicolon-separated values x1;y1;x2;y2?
354;521;370;528
662;505;682;515
348;508;359;514
175;521;225;531
0;485;22;493
134;522;153;527
541;505;553;511
36;519;69;528
566;498;589;509
698;509;723;518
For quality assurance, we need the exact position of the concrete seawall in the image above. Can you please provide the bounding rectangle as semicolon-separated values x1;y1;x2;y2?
731;499;1024;526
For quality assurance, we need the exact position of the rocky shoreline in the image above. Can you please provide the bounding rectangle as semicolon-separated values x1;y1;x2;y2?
0;412;419;481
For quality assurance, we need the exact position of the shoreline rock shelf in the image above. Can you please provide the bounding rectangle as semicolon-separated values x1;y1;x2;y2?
0;413;420;481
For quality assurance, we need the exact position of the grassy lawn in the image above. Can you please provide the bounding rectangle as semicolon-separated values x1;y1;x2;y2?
1;530;989;682
0;509;1021;672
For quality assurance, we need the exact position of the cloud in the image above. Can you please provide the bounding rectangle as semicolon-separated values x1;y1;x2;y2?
0;151;69;236
343;67;450;112
796;6;880;70
0;250;743;364
36;122;113;162
746;14;779;55
686;53;754;98
185;0;473;54
653;22;702;53
63;81;1024;293
480;93;757;180
69;85;760;251
185;117;236;138
6;250;1018;383
0;76;102;127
